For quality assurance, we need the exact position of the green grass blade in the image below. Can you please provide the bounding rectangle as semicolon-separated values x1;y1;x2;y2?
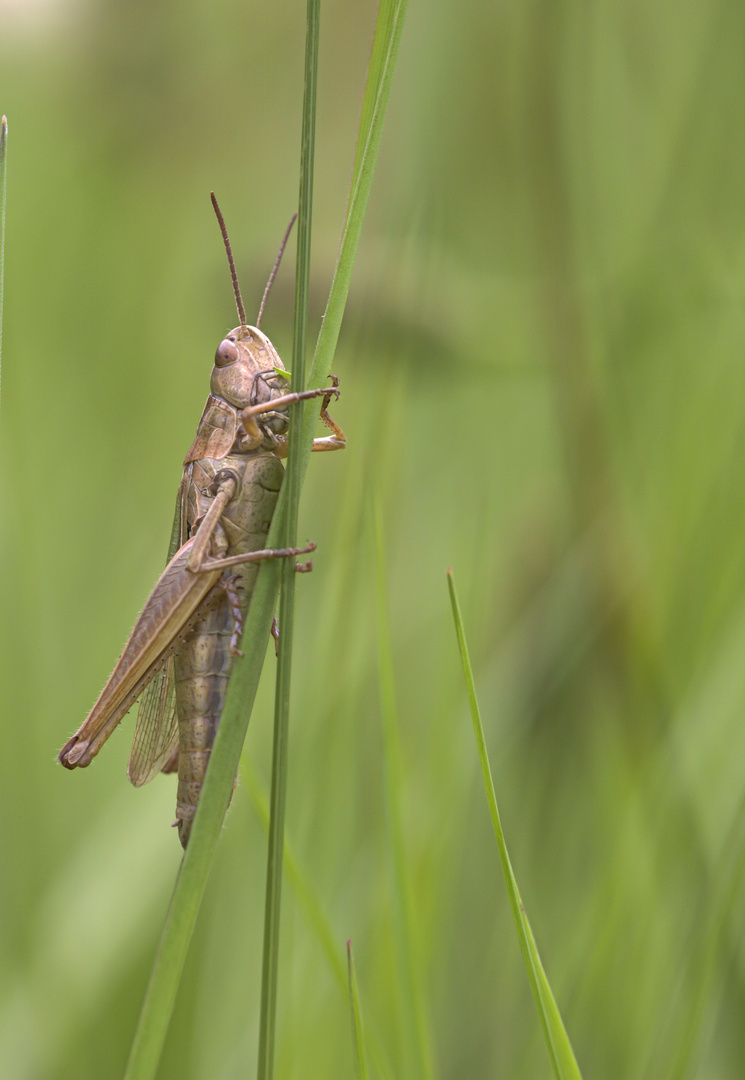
347;941;369;1080
350;0;398;195
123;2;408;1076
447;570;584;1080
242;758;346;990
0;116;7;409
241;759;394;1080
653;789;745;1080
303;0;408;435
256;0;319;1075
374;500;435;1080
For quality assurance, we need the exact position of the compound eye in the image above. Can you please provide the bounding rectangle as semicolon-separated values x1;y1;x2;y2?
215;337;239;367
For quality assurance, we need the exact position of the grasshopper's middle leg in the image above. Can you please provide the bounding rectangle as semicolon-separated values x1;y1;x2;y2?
185;468;316;576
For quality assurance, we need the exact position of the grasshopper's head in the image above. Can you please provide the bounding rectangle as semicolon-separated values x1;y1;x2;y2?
211;323;287;413
184;324;290;466
208;194;296;441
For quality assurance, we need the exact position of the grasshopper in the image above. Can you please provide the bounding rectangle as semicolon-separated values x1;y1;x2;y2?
59;195;345;847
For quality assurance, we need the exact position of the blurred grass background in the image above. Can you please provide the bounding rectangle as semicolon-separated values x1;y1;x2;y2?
0;0;743;1077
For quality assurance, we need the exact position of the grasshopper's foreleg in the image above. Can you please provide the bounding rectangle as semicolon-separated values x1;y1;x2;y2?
240;380;345;454
311;376;346;452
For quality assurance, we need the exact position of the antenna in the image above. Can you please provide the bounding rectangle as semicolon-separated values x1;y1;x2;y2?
210;192;247;329
256;212;297;329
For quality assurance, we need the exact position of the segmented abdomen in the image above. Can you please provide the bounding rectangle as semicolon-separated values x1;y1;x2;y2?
173;450;283;847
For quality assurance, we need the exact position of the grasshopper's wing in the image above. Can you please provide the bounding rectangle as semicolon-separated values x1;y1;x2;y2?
128;657;179;786
127;478;187;787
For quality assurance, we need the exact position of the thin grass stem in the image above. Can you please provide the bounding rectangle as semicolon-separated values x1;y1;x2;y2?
255;0;319;1076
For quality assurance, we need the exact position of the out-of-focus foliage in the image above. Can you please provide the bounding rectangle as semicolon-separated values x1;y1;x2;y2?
0;1;742;1078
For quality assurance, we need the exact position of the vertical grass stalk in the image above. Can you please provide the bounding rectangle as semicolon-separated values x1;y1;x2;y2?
255;0;319;1076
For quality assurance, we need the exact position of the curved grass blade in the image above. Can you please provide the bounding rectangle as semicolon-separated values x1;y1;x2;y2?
347;940;369;1080
447;569;584;1080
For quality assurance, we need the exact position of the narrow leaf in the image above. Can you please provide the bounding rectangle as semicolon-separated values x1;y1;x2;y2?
347;941;369;1080
447;569;584;1080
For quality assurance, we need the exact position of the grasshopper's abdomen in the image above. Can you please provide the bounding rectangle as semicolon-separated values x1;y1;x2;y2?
174;450;284;847
174;599;233;846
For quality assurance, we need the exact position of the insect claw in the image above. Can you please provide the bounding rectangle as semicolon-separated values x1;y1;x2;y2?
295;560;313;573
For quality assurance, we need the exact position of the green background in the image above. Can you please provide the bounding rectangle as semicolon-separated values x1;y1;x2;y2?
1;1;743;1077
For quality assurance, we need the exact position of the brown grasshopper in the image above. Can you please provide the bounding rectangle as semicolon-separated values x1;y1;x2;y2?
59;195;345;847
